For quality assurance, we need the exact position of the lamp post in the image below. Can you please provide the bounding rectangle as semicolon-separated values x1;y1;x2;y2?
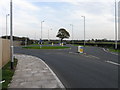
10;0;14;69
48;28;52;41
25;37;27;47
70;24;73;44
115;0;117;49
6;14;9;39
81;16;86;47
40;21;44;44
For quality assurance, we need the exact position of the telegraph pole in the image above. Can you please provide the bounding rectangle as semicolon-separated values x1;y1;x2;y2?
10;0;14;69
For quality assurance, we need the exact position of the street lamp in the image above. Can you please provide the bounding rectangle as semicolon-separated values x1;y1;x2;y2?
48;28;52;41
10;0;14;69
40;21;44;44
70;24;73;44
81;16;86;47
6;14;9;39
115;0;118;49
25;37;27;47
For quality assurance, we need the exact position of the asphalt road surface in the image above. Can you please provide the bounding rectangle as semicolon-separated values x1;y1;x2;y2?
14;44;119;88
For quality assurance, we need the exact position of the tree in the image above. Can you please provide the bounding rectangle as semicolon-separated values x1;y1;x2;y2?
56;28;70;43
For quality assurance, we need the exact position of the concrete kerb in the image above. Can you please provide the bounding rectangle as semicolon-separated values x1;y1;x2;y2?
102;48;118;56
10;54;65;89
40;58;65;88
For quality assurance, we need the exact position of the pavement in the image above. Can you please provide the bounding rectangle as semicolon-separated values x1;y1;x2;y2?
9;54;65;89
14;45;119;88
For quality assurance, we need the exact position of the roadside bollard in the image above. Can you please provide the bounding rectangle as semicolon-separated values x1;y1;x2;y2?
61;43;63;46
78;46;83;53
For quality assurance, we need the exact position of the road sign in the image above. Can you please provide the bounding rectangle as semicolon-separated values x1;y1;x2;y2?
78;46;83;53
39;39;42;44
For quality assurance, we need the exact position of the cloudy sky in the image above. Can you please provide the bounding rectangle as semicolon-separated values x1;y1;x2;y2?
0;0;119;40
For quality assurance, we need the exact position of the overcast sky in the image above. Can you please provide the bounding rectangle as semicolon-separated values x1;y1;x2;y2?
0;0;119;40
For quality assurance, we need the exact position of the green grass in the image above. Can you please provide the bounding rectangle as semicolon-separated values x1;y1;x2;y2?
31;44;51;45
76;42;120;45
23;46;70;49
108;48;120;53
2;59;18;89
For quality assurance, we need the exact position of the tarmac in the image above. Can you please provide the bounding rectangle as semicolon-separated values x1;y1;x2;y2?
8;54;65;89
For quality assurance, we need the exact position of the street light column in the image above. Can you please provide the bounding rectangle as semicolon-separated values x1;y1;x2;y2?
84;16;86;47
72;25;73;44
70;24;73;44
115;0;117;49
10;0;14;69
48;29;49;41
48;28;52;41
41;21;44;44
81;16;86;47
6;14;9;39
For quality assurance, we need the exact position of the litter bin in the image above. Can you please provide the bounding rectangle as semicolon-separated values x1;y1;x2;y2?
78;46;83;53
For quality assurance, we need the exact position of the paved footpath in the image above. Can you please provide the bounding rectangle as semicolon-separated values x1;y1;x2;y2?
9;54;65;89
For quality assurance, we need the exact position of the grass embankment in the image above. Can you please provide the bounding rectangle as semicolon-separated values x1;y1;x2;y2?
23;46;70;49
2;59;18;89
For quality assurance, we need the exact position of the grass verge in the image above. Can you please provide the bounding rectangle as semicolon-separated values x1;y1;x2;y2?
2;58;18;89
108;48;120;53
23;46;70;49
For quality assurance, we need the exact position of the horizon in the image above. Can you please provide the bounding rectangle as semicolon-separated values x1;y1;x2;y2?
1;35;120;41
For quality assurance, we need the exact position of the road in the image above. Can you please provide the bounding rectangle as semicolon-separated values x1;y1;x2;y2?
14;44;119;88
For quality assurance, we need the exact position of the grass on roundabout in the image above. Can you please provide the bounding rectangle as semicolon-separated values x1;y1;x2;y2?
23;46;70;49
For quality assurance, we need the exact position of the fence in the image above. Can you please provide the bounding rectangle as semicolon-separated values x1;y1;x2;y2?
0;38;10;68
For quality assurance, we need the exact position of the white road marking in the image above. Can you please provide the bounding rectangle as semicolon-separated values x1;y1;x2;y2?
69;52;78;54
103;48;107;52
0;80;5;84
105;60;120;66
39;58;65;88
86;55;100;59
69;52;100;59
102;48;118;56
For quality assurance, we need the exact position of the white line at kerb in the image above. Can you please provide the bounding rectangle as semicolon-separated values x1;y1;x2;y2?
105;60;120;66
102;48;118;56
